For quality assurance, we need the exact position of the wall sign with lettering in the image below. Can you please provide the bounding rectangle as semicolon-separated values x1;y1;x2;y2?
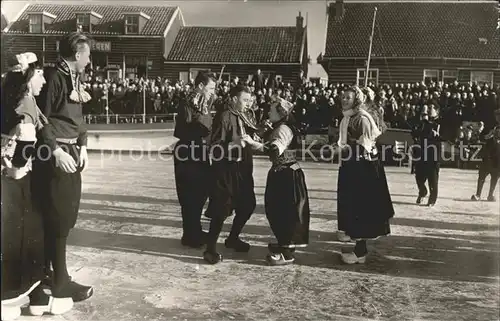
56;40;112;52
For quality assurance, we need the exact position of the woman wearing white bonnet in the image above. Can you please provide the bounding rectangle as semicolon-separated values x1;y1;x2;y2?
335;85;395;264
1;52;73;320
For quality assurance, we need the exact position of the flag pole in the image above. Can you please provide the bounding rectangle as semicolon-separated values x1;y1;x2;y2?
142;85;146;124
365;6;377;87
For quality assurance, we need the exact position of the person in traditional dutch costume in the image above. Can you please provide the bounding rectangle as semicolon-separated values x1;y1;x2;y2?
412;107;442;207
173;71;217;248
242;95;311;265
203;84;257;264
1;53;73;321
335;86;395;264
31;32;93;303
471;109;500;202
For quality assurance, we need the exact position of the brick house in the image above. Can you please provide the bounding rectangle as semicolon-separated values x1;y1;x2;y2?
318;0;500;86
1;3;185;79
164;13;308;86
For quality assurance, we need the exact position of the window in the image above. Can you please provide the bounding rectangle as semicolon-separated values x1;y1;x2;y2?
91;53;108;70
125;69;137;80
221;72;231;82
125;56;146;78
29;14;42;33
107;70;121;82
179;72;189;84
442;70;458;84
125;56;146;66
125;15;139;34
309;77;321;86
76;14;91;32
423;69;439;84
356;68;379;86
261;71;272;79
189;68;209;81
470;71;493;86
458;70;471;83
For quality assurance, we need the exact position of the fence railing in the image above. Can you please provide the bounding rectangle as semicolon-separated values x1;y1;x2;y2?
84;113;177;124
84;111;220;125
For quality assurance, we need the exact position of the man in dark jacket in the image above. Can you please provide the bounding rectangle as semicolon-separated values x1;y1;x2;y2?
412;108;441;207
471;109;500;202
202;84;257;264
173;71;216;248
33;31;94;304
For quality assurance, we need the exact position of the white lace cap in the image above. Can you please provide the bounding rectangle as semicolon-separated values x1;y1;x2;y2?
10;52;38;73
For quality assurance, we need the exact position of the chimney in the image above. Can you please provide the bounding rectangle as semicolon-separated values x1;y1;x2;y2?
335;0;345;21
296;11;304;30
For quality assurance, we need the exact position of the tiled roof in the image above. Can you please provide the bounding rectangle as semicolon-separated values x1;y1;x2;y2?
166;26;305;64
324;1;500;60
5;4;177;36
1;13;7;30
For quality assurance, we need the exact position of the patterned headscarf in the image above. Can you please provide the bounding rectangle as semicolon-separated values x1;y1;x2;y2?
270;94;294;119
350;85;366;109
338;86;382;153
227;97;258;134
186;89;215;115
211;97;259;147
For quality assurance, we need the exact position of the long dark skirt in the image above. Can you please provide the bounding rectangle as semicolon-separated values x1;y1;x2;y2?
1;174;45;301
32;142;82;238
265;162;310;246
337;158;394;240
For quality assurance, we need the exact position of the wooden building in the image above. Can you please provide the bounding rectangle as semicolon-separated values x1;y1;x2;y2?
319;0;500;86
1;3;185;79
164;13;308;85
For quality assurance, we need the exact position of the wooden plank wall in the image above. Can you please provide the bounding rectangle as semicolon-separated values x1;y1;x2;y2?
321;58;500;86
2;35;165;77
163;63;302;85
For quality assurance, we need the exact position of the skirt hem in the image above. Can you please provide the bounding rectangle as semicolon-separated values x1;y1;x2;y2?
1;280;41;304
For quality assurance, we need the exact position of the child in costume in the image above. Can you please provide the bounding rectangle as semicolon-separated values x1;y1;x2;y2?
243;95;311;265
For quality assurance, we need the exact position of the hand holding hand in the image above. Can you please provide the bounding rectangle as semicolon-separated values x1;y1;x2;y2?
263;119;273;130
241;134;259;147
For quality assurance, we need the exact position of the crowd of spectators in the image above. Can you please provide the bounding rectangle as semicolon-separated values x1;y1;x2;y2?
82;70;499;141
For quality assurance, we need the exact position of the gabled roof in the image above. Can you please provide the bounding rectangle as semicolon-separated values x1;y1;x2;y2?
4;4;178;36
166;26;306;64
1;12;8;31
324;1;500;60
